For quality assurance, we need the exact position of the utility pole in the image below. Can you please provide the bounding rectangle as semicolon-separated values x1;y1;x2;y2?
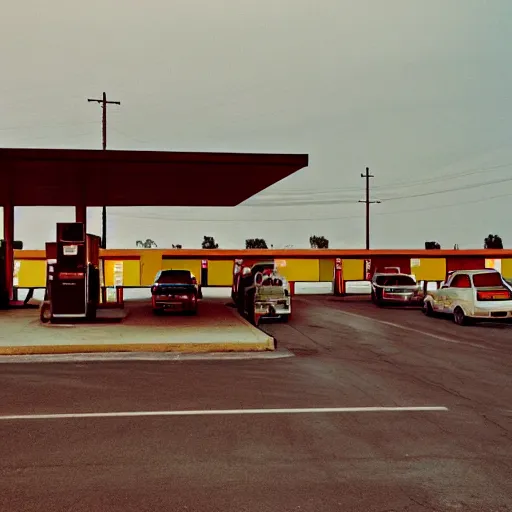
87;92;121;248
359;167;380;250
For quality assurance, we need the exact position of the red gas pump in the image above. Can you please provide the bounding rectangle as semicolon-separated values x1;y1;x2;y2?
365;259;372;280
333;258;344;296
199;259;207;298
43;223;101;322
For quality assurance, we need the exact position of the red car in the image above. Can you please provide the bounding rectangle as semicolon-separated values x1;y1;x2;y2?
151;269;199;315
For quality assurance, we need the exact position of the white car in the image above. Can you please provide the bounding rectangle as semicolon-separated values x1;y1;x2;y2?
422;269;512;325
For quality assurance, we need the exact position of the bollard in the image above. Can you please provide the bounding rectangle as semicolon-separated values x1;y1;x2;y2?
116;286;124;307
333;275;345;296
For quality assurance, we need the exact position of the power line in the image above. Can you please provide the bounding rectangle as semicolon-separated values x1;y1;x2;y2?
244;198;358;207
381;176;512;202
251;176;512;207
373;163;512;190
261;162;512;196
106;189;512;224
245;175;512;207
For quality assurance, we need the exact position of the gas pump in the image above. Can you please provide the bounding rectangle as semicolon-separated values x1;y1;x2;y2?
365;259;372;280
46;223;101;322
199;259;207;299
333;257;344;296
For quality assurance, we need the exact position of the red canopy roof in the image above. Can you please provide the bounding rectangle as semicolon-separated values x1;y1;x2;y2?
0;148;308;207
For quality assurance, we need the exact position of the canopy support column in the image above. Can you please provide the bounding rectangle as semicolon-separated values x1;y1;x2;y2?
75;205;87;233
3;203;14;303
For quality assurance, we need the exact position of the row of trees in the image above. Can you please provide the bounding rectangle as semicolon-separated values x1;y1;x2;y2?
137;233;505;250
136;235;330;249
136;239;182;249
243;236;330;249
425;234;504;250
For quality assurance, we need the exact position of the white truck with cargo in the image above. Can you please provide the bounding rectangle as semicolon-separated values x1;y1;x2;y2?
233;261;291;325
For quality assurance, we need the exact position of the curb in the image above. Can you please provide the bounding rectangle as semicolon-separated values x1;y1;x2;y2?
0;341;274;356
225;305;275;350
0;349;294;363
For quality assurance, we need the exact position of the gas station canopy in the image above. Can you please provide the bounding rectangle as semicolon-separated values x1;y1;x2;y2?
0;148;308;207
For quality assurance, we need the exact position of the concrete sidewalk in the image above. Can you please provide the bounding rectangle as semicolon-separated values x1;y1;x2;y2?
0;299;274;355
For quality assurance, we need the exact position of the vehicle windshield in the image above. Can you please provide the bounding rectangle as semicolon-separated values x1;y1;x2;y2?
157;270;193;284
472;272;503;288
376;275;416;286
252;263;274;275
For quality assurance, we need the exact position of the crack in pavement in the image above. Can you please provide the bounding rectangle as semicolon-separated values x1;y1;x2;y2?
398;485;438;511
368;352;481;406
481;414;512;440
421;414;453;437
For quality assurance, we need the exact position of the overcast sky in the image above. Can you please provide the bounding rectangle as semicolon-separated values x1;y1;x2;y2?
2;0;512;250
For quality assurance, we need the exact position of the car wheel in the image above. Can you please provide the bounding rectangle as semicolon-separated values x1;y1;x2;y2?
153;308;162;315
453;307;468;326
423;301;434;317
281;314;290;323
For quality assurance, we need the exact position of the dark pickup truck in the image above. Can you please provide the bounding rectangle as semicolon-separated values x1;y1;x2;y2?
151;269;199;315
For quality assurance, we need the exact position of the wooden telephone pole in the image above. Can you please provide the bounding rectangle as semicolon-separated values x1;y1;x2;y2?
359;167;380;250
87;92;121;249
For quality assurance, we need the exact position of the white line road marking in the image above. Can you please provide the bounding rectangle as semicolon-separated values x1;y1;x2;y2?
0;406;448;421
326;307;492;350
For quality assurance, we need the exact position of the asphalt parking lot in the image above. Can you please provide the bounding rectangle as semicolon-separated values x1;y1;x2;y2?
1;295;511;511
